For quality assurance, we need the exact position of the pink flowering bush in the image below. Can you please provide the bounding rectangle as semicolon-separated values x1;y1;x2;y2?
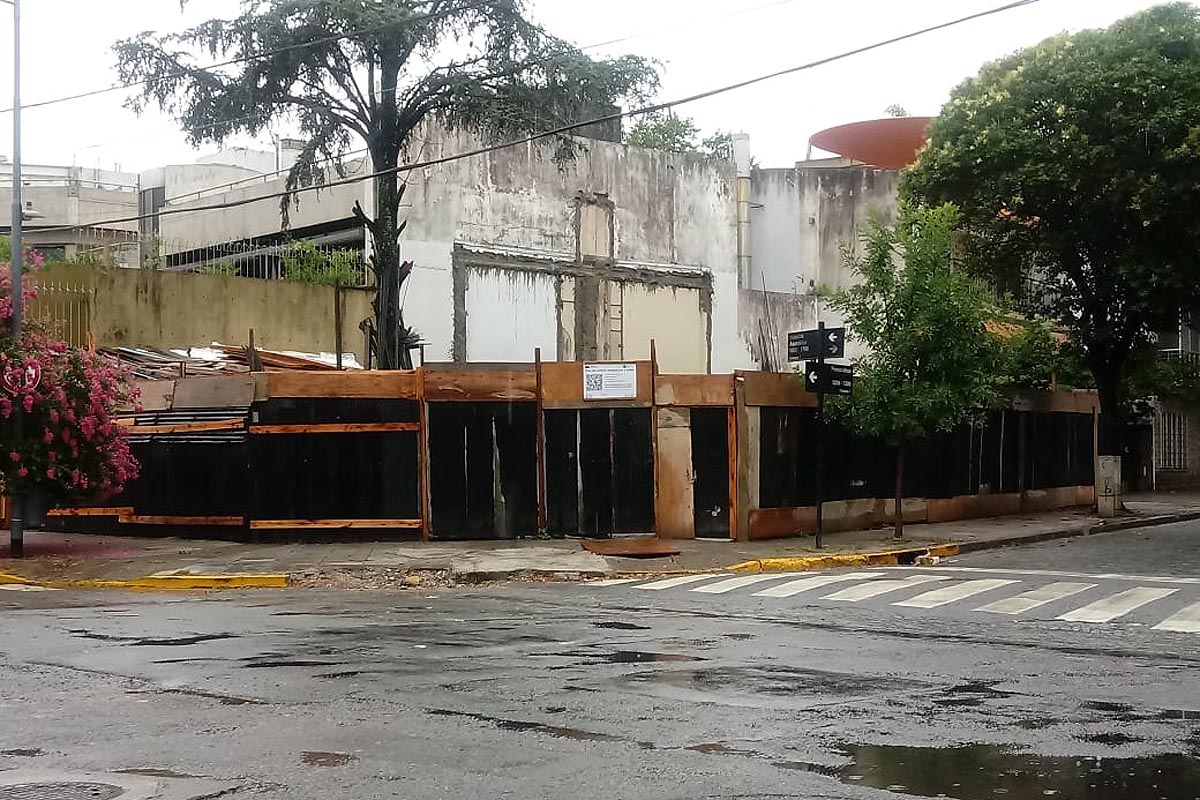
0;269;139;505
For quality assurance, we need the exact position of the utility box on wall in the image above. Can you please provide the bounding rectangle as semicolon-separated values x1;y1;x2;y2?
1097;455;1121;518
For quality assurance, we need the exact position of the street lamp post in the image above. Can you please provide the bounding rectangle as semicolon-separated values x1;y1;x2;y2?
4;0;23;558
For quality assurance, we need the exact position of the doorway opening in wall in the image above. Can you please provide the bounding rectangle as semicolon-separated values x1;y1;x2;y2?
690;408;732;539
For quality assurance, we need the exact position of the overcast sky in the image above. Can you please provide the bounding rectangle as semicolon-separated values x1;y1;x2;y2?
0;0;1176;176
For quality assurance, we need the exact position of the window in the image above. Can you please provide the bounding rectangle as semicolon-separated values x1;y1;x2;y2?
1156;409;1188;471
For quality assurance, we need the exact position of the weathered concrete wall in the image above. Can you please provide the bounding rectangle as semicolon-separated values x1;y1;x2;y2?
155;124;738;371
739;161;900;369
157;159;370;253
31;265;374;361
403;125;737;371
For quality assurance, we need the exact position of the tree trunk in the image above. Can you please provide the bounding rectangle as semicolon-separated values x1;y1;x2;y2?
894;444;905;541
370;164;414;371
1093;368;1124;458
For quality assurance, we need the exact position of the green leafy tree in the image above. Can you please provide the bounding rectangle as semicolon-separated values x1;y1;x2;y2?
903;3;1200;454
114;0;657;369
625;111;700;153
699;131;734;161
625;112;733;161
828;204;1002;539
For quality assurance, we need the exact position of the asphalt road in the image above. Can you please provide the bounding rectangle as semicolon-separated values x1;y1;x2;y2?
1;522;1198;800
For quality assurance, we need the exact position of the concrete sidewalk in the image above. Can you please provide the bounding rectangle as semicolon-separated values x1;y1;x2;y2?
2;492;1199;590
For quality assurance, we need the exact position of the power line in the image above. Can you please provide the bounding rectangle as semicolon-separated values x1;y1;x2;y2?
0;0;488;115
32;0;1041;238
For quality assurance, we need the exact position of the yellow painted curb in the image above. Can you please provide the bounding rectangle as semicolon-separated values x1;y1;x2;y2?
726;543;960;573
0;572;288;590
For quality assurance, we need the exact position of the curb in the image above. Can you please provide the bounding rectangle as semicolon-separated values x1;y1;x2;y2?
725;543;960;574
0;572;289;590
720;510;1200;573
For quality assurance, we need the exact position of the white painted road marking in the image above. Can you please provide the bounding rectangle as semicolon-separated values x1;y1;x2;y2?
692;574;802;594
888;565;1200;586
975;582;1096;615
1057;587;1178;623
636;574;723;591
822;575;951;602
1154;601;1200;633
753;572;886;598
585;578;640;587
895;579;1019;609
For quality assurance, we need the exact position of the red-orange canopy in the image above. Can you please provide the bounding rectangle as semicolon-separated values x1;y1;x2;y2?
808;117;933;169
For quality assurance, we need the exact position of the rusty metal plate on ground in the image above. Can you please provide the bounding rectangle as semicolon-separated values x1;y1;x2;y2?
0;783;125;800
581;538;681;558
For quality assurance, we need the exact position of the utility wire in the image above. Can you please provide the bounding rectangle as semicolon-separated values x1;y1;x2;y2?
32;0;1041;237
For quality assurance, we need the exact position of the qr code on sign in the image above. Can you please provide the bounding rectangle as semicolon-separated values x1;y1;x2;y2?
585;373;605;393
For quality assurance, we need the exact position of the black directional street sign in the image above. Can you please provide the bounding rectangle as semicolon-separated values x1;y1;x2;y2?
804;362;854;395
788;326;846;362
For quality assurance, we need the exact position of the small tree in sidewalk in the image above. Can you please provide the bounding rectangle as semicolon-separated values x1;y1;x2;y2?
827;204;1002;539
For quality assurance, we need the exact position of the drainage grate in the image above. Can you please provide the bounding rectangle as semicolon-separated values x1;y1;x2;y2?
0;783;125;800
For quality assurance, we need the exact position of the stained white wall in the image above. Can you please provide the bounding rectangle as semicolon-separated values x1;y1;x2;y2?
464;268;558;363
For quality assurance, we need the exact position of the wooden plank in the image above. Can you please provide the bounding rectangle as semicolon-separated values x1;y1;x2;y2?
422;367;537;402
265;370;419;399
249;422;421;435
655;409;695;540
748;507;816;540
740;371;816;408
121;418;246;435
47;506;134;517
418;367;431;543
249;519;424;530
119;515;245;526
654;374;734;407
132;380;174;412
727;407;738;542
535;350;547;534
172;376;257;409
540;360;653;408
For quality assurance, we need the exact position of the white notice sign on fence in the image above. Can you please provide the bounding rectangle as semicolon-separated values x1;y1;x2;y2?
583;363;638;401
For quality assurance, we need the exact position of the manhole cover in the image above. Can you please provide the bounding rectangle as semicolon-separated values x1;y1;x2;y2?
0;783;125;800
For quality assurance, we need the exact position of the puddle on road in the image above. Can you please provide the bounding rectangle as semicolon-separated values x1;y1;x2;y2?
427;709;624;743
635;665;915;697
591;621;651;630
300;751;356;767
838;743;1200;800
115;768;200;779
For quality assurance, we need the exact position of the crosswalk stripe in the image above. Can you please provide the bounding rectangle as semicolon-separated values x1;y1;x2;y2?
636;574;723;591
975;582;1096;615
1153;601;1200;633
753;572;886;598
822;575;951;602
692;574;801;594
585;578;640;587
894;579;1018;609
1057;587;1178;623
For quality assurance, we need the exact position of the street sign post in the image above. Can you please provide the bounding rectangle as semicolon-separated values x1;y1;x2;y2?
791;321;854;549
788;325;845;362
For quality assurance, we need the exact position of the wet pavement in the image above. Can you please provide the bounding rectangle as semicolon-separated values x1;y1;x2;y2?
1;521;1199;799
